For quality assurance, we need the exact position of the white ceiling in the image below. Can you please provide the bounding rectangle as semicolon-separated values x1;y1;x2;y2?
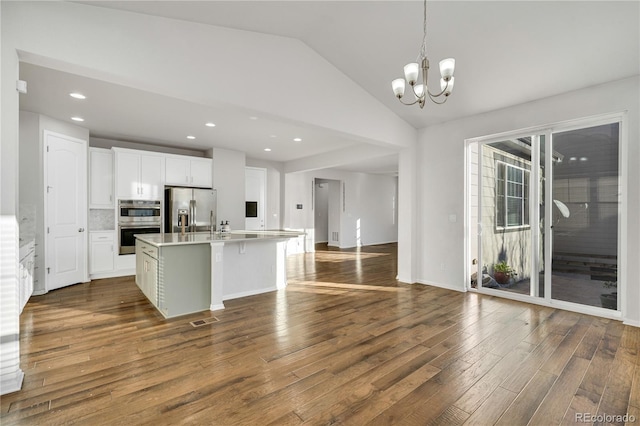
19;1;640;173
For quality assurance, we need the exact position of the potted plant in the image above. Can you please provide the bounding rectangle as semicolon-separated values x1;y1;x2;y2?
600;281;617;310
493;261;514;285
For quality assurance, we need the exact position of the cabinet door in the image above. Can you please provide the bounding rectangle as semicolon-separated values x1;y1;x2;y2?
89;149;113;208
115;152;140;199
139;155;164;200
146;254;158;306
90;240;115;273
190;159;212;188
165;157;190;186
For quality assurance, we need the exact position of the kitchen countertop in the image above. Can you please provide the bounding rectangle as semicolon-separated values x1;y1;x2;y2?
136;230;304;247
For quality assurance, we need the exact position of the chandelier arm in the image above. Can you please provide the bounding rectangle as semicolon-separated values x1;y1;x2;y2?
426;78;450;98
396;96;421;106
427;93;449;105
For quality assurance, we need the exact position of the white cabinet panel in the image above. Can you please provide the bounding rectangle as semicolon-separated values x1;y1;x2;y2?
89;148;113;208
165;157;190;186
114;148;164;200
115;151;140;199
190;159;212;188
90;232;115;274
140;155;163;199
165;156;212;188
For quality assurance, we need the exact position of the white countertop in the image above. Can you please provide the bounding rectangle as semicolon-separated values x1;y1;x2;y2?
136;230;304;247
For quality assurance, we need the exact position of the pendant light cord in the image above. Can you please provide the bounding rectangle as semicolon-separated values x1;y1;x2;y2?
418;0;428;61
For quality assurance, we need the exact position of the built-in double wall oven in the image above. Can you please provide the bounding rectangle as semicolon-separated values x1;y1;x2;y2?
118;199;161;255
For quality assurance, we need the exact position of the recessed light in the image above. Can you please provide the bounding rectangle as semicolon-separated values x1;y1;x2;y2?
293;137;302;142
264;148;272;152
187;135;196;140
69;92;86;100
205;122;216;127
579;157;588;161
569;157;577;161
269;134;277;138
71;116;84;122
249;116;258;120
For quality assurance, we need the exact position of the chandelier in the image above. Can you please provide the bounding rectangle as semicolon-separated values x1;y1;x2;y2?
391;0;455;108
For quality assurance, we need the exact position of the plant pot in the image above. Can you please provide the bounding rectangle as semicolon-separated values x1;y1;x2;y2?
600;292;617;310
494;271;510;285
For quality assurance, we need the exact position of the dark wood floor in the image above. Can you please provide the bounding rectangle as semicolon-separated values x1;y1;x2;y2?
2;243;639;425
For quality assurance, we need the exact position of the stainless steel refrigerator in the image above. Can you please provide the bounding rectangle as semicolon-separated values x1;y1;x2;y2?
165;187;217;233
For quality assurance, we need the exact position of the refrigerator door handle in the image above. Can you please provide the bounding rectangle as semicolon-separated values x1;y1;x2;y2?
190;199;196;232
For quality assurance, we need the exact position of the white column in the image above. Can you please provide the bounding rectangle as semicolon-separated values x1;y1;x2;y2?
210;242;225;311
397;144;417;284
1;35;24;394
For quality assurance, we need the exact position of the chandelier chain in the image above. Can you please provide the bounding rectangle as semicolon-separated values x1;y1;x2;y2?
418;0;428;61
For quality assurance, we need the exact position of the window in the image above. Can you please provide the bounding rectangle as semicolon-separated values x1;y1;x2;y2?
496;162;529;228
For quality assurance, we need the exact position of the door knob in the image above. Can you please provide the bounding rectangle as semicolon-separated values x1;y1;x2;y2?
78;227;85;232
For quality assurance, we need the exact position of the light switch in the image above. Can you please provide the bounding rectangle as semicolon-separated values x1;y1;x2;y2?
448;214;457;223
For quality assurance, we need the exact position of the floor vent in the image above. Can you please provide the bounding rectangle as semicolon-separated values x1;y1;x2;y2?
190;317;219;327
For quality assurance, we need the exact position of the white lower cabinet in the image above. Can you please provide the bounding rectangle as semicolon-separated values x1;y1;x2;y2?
135;239;158;306
90;231;115;275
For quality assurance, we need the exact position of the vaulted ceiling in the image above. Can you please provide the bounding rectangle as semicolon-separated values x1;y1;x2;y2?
17;1;640;174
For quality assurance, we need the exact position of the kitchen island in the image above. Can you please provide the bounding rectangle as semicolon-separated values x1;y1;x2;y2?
135;231;304;318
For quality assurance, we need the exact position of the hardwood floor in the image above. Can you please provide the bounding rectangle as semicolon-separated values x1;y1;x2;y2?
2;243;639;425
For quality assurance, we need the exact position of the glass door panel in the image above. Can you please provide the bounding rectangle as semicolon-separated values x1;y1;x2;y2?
478;136;539;295
550;123;619;309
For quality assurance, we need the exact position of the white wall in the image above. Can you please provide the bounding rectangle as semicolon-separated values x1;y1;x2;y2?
210;148;246;231
417;76;640;325
284;169;398;249
245;158;284;230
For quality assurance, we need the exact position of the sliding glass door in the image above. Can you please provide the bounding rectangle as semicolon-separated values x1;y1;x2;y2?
549;123;619;309
470;118;621;314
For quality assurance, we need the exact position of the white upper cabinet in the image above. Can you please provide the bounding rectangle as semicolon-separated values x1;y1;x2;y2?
165;155;212;188
89;147;113;208
189;158;213;188
113;148;164;200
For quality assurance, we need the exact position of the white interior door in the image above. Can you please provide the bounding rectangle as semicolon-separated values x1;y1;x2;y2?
46;131;88;291
245;167;266;230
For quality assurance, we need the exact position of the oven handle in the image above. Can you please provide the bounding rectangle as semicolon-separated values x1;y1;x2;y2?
119;225;161;229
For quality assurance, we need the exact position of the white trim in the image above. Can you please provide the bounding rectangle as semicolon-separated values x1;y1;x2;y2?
209;303;225;311
471;287;622;320
223;286;278;301
89;270;133;280
416;280;466;293
0;370;25;395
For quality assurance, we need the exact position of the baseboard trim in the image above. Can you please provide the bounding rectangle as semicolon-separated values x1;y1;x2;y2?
90;270;134;280
415;279;466;292
209;303;225;312
223;286;278;301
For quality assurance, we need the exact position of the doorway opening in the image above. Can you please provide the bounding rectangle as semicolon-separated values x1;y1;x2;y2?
314;178;341;248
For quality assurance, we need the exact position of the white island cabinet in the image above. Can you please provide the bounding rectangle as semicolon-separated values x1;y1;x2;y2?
135;231;303;318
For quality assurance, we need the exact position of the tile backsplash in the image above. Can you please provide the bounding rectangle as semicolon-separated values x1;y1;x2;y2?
89;209;115;231
18;203;36;245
